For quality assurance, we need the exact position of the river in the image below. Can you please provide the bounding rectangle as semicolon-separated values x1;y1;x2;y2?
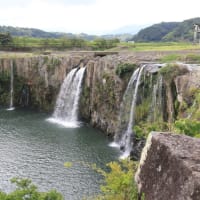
0;107;119;199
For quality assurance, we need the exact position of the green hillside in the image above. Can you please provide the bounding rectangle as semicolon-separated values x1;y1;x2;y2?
0;26;99;40
0;26;67;38
133;17;200;42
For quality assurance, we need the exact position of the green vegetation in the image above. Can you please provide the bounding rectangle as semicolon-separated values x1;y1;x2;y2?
159;63;188;81
0;71;10;105
92;38;120;50
185;54;200;63
134;122;169;139
114;41;200;52
92;159;142;200
115;63;137;78
0;35;120;51
133;22;179;42
92;160;144;200
0;32;12;46
173;89;200;138
160;54;182;63
0;25;98;40
0;178;63;200
64;160;143;200
161;53;200;63
174;119;200;137
133;17;200;42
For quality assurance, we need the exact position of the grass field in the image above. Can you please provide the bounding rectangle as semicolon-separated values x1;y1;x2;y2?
117;42;200;51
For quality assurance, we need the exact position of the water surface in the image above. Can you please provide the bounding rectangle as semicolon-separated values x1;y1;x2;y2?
0;108;119;199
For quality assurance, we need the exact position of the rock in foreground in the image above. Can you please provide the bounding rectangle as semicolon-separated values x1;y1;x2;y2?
135;132;200;200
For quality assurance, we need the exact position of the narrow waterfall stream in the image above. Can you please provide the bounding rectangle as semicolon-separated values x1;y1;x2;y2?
7;60;15;111
48;67;86;127
119;65;145;158
110;65;146;158
110;64;165;158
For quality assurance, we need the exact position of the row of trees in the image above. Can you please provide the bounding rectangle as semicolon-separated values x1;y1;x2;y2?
0;32;120;51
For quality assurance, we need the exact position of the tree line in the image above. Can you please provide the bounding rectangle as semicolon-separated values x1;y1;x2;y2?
0;32;120;51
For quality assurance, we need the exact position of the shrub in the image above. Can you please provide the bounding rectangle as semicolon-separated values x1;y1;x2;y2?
92;159;143;200
174;119;200;137
185;54;200;63
0;178;63;200
115;63;137;78
159;63;188;81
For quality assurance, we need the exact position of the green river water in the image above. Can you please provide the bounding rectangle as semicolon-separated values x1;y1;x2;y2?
0;107;119;199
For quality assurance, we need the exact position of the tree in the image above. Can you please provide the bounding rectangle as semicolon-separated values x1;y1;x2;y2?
92;159;143;200
0;178;63;200
0;32;13;46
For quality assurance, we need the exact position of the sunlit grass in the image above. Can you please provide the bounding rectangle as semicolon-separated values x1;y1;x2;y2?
118;42;200;51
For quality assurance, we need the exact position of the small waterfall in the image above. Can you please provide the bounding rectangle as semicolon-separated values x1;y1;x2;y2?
111;65;145;158
7;61;15;111
148;75;163;122
48;67;86;127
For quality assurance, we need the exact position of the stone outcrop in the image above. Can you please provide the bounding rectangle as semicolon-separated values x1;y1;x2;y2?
135;132;200;200
79;55;128;136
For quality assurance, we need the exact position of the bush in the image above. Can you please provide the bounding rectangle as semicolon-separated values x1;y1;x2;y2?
185;54;200;63
159;63;188;81
174;119;200;137
92;159;143;200
0;178;63;200
134;122;169;139
115;63;137;78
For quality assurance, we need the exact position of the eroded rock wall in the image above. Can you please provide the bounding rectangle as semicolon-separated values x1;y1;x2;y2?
0;54;132;135
0;55;90;111
80;55;127;135
135;132;200;200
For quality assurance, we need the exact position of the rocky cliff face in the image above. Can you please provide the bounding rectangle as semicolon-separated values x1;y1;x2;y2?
0;54;200;138
135;132;200;200
0;53;135;135
80;55;129;136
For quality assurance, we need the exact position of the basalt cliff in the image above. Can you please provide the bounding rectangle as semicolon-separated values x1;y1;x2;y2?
0;52;200;138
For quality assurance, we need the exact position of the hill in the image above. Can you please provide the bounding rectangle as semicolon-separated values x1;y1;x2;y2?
133;17;200;42
0;25;132;41
0;26;99;40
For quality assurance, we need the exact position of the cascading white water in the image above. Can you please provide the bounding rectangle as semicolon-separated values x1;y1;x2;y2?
120;65;145;158
110;65;145;158
7;60;15;111
48;67;86;127
148;75;163;122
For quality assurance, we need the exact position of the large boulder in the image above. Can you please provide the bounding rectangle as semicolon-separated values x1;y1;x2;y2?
135;132;200;200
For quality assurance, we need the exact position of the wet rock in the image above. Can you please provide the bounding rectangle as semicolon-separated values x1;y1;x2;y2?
135;132;200;200
130;137;146;160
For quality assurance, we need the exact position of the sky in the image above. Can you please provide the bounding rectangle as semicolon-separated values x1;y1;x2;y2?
0;0;200;35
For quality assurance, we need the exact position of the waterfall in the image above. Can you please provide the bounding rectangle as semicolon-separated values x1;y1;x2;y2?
148;75;163;122
7;61;15;111
48;67;86;128
110;65;145;158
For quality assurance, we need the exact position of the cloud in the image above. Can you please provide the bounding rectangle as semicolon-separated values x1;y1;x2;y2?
0;0;200;34
45;0;97;6
0;0;29;8
0;0;96;8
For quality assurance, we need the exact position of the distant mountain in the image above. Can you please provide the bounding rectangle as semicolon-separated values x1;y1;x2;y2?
163;18;200;41
0;26;99;40
133;22;179;42
0;26;65;38
0;25;136;41
132;17;200;42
